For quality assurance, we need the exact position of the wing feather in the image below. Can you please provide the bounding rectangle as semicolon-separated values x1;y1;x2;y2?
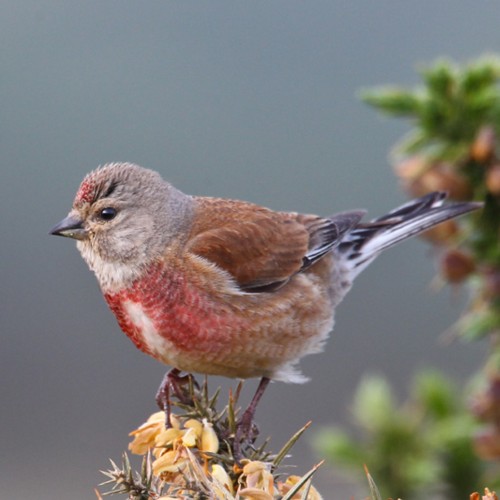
186;197;363;292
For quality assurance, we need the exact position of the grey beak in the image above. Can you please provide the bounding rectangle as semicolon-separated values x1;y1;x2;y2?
50;215;87;240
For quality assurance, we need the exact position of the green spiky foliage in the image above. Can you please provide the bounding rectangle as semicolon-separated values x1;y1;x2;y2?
316;371;489;499
318;57;500;498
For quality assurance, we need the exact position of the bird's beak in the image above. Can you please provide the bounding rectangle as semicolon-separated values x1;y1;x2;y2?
50;214;88;240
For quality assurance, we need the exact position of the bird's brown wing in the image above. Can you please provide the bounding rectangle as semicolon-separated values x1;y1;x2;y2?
186;197;364;292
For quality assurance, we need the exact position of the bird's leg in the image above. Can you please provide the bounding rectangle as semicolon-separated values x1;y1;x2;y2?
155;368;196;428
233;377;270;458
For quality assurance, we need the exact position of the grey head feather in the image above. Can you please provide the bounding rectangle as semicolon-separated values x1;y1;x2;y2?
73;163;194;289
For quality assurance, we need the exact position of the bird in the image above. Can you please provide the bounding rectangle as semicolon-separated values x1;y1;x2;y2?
50;162;481;443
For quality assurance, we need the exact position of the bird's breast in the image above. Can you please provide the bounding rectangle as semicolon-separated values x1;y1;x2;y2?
103;261;247;367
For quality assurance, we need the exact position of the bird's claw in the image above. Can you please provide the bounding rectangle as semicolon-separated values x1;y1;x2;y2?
156;368;197;428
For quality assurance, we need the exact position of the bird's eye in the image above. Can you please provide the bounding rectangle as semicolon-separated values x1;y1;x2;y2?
99;207;117;221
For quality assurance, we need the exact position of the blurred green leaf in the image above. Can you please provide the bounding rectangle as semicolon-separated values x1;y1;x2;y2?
316;371;484;499
352;375;396;430
314;428;365;466
457;309;500;341
363;56;500;160
461;57;500;94
413;370;457;420
360;88;423;116
420;60;456;99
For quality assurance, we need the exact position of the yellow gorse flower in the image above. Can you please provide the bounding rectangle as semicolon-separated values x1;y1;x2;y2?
277;475;324;500
201;418;219;453
126;411;322;499
128;411;166;455
153;448;189;476
239;461;274;495
211;463;234;495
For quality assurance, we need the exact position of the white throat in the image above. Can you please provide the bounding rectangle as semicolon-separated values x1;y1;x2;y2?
76;240;141;292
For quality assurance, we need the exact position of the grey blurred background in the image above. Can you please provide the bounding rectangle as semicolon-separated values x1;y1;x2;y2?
1;1;497;498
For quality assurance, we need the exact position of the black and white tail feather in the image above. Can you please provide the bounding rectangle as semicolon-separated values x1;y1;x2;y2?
335;191;482;279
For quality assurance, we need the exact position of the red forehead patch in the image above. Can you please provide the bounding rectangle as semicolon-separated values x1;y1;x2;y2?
75;176;97;206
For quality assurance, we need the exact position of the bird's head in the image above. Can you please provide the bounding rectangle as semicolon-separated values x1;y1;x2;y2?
50;162;194;289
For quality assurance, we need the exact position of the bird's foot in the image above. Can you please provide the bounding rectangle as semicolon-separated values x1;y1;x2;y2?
231;376;270;461
232;408;260;461
155;368;197;428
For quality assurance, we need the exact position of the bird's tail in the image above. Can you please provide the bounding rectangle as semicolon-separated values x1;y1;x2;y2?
338;192;482;278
